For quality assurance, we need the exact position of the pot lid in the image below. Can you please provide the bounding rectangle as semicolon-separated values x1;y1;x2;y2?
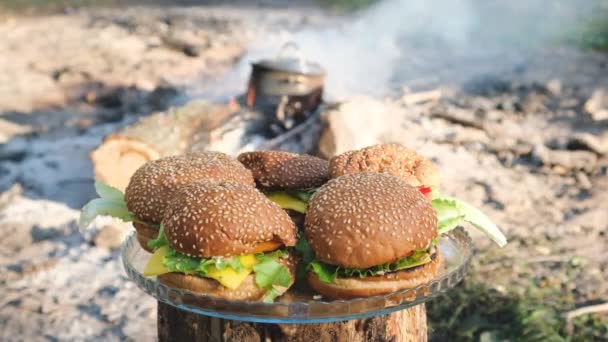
252;42;326;76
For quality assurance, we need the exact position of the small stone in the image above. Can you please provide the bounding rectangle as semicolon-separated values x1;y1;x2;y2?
546;79;562;96
584;88;608;121
94;225;128;250
570;133;608;156
575;172;592;190
534;245;551;256
534;145;598;173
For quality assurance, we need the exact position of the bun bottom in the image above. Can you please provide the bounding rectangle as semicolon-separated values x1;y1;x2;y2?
133;221;159;253
159;272;267;301
308;251;442;300
158;253;298;301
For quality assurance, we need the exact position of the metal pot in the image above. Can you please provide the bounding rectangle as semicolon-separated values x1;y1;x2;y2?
246;43;326;116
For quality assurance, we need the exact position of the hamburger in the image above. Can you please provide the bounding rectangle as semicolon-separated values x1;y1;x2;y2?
237;150;329;217
328;143;507;247
303;172;442;299
329;144;440;198
79;152;254;252
142;180;298;302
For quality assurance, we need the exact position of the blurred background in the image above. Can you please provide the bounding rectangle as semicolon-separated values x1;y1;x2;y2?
1;0;607;340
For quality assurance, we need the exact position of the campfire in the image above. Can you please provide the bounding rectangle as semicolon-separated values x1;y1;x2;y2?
91;44;327;191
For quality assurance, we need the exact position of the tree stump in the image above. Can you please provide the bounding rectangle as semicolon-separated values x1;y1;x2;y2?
157;301;427;342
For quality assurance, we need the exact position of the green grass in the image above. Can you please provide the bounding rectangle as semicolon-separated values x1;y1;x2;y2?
317;0;378;11
568;2;608;51
577;18;608;51
427;263;608;341
0;0;116;15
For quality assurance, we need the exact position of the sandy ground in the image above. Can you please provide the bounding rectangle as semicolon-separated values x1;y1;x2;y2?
0;1;607;340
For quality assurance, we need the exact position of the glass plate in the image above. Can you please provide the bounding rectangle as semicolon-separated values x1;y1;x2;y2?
122;228;472;323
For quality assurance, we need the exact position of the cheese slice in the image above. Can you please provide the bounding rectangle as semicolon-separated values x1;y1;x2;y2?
266;192;307;213
206;255;258;289
143;246;170;276
143;250;260;290
206;265;252;290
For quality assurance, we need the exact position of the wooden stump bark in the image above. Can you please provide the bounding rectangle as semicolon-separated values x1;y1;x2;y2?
157;301;427;342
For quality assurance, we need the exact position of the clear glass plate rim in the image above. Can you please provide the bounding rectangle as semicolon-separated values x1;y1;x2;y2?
121;227;472;310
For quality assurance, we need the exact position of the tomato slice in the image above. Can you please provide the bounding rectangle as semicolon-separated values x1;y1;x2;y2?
418;186;432;198
250;241;283;253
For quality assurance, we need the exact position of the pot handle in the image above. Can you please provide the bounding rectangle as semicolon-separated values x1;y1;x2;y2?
277;42;309;73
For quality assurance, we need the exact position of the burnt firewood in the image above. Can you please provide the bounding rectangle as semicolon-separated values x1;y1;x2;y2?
90;100;236;190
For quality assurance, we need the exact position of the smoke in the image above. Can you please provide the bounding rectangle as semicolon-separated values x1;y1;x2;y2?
193;0;594;101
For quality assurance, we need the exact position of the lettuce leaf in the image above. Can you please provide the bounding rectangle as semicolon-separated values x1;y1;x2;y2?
79;181;134;233
294;237;315;280
309;260;338;283
147;225;169;250
287;188;318;203
432;195;507;247
253;250;292;302
309;249;433;283
161;247;244;276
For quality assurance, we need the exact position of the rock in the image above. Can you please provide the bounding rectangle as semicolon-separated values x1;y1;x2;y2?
93;225;129;250
1;222;35;256
0;162;19;192
0;137;28;162
318;97;401;158
429;105;485;130
0;119;33;144
575;172;592;190
570;133;608;156
0;183;22;211
584;88;608;121
532;144;598;173
546;79;562;96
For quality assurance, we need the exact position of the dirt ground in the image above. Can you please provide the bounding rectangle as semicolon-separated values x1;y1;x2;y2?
0;1;607;341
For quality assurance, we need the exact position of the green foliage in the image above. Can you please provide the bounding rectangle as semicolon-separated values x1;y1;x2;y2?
578;17;608;51
567;2;608;51
0;0;111;15
318;0;378;11
427;267;608;341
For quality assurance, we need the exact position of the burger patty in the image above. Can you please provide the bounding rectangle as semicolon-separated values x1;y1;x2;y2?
354;248;439;282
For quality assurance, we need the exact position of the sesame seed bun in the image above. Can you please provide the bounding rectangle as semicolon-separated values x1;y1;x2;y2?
158;252;297;301
132;221;157;253
124;152;254;224
237;151;329;190
162;180;297;258
329;144;440;189
307;250;442;299
305;172;438;269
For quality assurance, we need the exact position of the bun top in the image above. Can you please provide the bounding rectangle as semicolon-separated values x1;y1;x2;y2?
125;152;254;223
329;144;440;189
238;151;329;190
162;180;297;258
305;172;437;269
